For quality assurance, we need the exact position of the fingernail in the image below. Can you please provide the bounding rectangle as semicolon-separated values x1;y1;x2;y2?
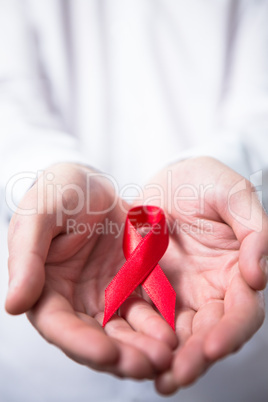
259;256;268;280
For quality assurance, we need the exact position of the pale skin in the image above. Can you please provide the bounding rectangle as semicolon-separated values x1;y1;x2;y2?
5;157;268;395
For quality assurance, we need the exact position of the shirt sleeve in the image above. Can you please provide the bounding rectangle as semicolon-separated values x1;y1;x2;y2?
0;0;88;214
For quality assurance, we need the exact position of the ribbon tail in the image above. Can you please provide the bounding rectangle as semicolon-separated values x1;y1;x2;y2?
142;265;176;331
103;244;161;327
103;271;137;327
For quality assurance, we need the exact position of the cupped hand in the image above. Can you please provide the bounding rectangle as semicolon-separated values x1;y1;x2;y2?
5;163;177;380
136;157;268;394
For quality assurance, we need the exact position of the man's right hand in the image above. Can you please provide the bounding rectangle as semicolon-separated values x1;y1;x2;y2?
5;163;177;379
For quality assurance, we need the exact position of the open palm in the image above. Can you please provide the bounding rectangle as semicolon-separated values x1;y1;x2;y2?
6;164;176;380
139;157;268;394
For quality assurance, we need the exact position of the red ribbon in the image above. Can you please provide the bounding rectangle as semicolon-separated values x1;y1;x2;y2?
103;205;176;330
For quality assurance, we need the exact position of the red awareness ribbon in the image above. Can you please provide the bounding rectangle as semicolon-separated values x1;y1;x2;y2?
103;205;176;330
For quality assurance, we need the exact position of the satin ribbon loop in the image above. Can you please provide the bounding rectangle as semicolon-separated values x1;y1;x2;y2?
103;206;176;330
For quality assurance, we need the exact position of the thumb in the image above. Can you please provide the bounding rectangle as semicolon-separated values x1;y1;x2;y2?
239;227;268;290
5;186;57;315
217;173;268;290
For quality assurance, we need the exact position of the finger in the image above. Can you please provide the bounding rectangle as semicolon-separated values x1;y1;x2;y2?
28;295;118;369
217;173;268;289
96;312;173;373
79;312;155;379
154;307;195;396
204;273;265;360
119;296;178;349
6;187;57;314
109;340;154;379
173;302;223;384
155;301;224;395
239;230;268;290
28;289;154;380
174;307;195;346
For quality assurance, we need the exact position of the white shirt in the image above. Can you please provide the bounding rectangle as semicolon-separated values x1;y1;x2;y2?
0;1;268;401
1;0;268;211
